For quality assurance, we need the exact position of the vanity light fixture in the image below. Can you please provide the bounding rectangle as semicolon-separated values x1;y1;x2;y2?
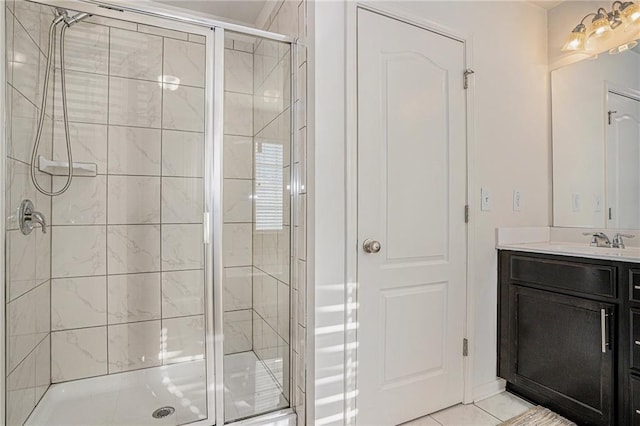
607;8;625;29
562;1;640;53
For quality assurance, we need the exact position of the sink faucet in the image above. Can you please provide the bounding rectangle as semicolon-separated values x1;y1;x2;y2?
583;232;611;248
612;233;635;249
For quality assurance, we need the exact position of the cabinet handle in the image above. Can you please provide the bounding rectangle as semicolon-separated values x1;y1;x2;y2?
636;409;640;415
601;309;608;353
635;286;640;290
636;341;640;346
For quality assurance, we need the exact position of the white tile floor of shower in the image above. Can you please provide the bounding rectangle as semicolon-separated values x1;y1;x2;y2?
26;352;287;425
402;391;534;425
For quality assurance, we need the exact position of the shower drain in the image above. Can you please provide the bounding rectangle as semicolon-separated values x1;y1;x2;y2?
152;406;176;419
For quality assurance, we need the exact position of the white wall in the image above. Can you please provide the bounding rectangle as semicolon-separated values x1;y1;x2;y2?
310;1;550;424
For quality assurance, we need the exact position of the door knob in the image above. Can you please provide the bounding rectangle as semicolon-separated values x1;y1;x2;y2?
363;239;381;254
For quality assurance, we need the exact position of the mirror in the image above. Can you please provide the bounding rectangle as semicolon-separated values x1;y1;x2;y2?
552;49;640;229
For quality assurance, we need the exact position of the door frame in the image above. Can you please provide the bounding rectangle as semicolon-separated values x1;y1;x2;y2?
344;3;476;423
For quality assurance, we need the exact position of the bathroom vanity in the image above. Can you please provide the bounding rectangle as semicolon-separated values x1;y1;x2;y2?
497;243;640;426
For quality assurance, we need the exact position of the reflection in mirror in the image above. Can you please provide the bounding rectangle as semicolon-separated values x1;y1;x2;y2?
552;49;640;229
607;91;640;228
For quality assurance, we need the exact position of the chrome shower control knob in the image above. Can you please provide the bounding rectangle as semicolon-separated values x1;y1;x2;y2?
19;199;47;235
363;239;381;254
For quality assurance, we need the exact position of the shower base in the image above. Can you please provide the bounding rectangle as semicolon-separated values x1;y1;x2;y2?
25;352;288;425
26;360;208;426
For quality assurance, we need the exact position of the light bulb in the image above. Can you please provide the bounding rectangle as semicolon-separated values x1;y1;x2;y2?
621;2;640;23
591;13;613;38
562;24;587;51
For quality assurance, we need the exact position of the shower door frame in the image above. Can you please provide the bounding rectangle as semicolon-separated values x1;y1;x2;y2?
0;3;8;424
1;1;297;425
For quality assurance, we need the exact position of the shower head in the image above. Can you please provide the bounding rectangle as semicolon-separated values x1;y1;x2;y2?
54;8;91;26
53;7;68;23
65;12;91;26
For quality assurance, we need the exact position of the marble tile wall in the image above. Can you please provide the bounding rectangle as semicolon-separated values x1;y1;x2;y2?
5;1;55;424
260;0;308;422
45;17;207;383
223;38;255;355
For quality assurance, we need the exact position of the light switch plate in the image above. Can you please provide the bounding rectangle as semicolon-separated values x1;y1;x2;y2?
572;193;581;212
594;194;602;212
513;190;522;211
481;188;491;211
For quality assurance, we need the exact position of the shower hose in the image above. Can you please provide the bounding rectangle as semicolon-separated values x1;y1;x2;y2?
29;13;75;196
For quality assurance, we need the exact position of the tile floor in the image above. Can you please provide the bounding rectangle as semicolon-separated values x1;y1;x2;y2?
402;391;534;426
224;351;289;422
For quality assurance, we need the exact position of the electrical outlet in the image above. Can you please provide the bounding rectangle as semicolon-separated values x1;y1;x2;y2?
481;188;491;211
572;193;581;212
513;190;522;211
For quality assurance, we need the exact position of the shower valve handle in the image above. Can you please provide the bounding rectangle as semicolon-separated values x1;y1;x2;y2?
19;199;47;235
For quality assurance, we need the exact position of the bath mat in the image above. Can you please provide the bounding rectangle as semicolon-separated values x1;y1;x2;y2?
500;406;576;426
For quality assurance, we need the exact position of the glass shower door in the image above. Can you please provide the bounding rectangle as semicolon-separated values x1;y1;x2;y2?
4;2;214;424
221;30;293;423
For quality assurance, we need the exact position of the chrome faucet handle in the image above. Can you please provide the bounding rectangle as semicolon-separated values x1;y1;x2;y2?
18;199;47;235
583;232;611;247
31;211;47;234
612;233;634;249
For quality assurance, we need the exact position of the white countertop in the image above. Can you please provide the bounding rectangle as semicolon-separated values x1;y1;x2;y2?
497;241;640;263
496;227;640;263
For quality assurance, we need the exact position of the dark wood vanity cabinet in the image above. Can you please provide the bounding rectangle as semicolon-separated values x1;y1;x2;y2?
497;250;639;426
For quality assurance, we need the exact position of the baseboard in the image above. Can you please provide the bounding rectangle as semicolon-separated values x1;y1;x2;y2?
473;378;506;402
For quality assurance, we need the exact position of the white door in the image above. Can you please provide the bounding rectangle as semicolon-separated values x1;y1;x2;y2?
356;9;467;426
606;91;640;229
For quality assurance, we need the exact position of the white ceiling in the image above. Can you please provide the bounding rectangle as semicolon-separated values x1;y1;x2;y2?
160;0;568;26
528;0;565;10
156;0;269;26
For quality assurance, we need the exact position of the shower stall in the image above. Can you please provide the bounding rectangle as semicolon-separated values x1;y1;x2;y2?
2;0;297;424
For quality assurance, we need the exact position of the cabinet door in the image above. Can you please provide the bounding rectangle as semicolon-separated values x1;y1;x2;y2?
508;285;615;425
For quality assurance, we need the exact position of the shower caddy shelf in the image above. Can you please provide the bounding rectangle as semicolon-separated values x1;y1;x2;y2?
38;155;97;177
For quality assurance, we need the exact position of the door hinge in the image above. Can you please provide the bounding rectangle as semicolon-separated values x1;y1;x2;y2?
608;110;617;125
463;338;469;357
463;69;475;90
464;205;470;223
